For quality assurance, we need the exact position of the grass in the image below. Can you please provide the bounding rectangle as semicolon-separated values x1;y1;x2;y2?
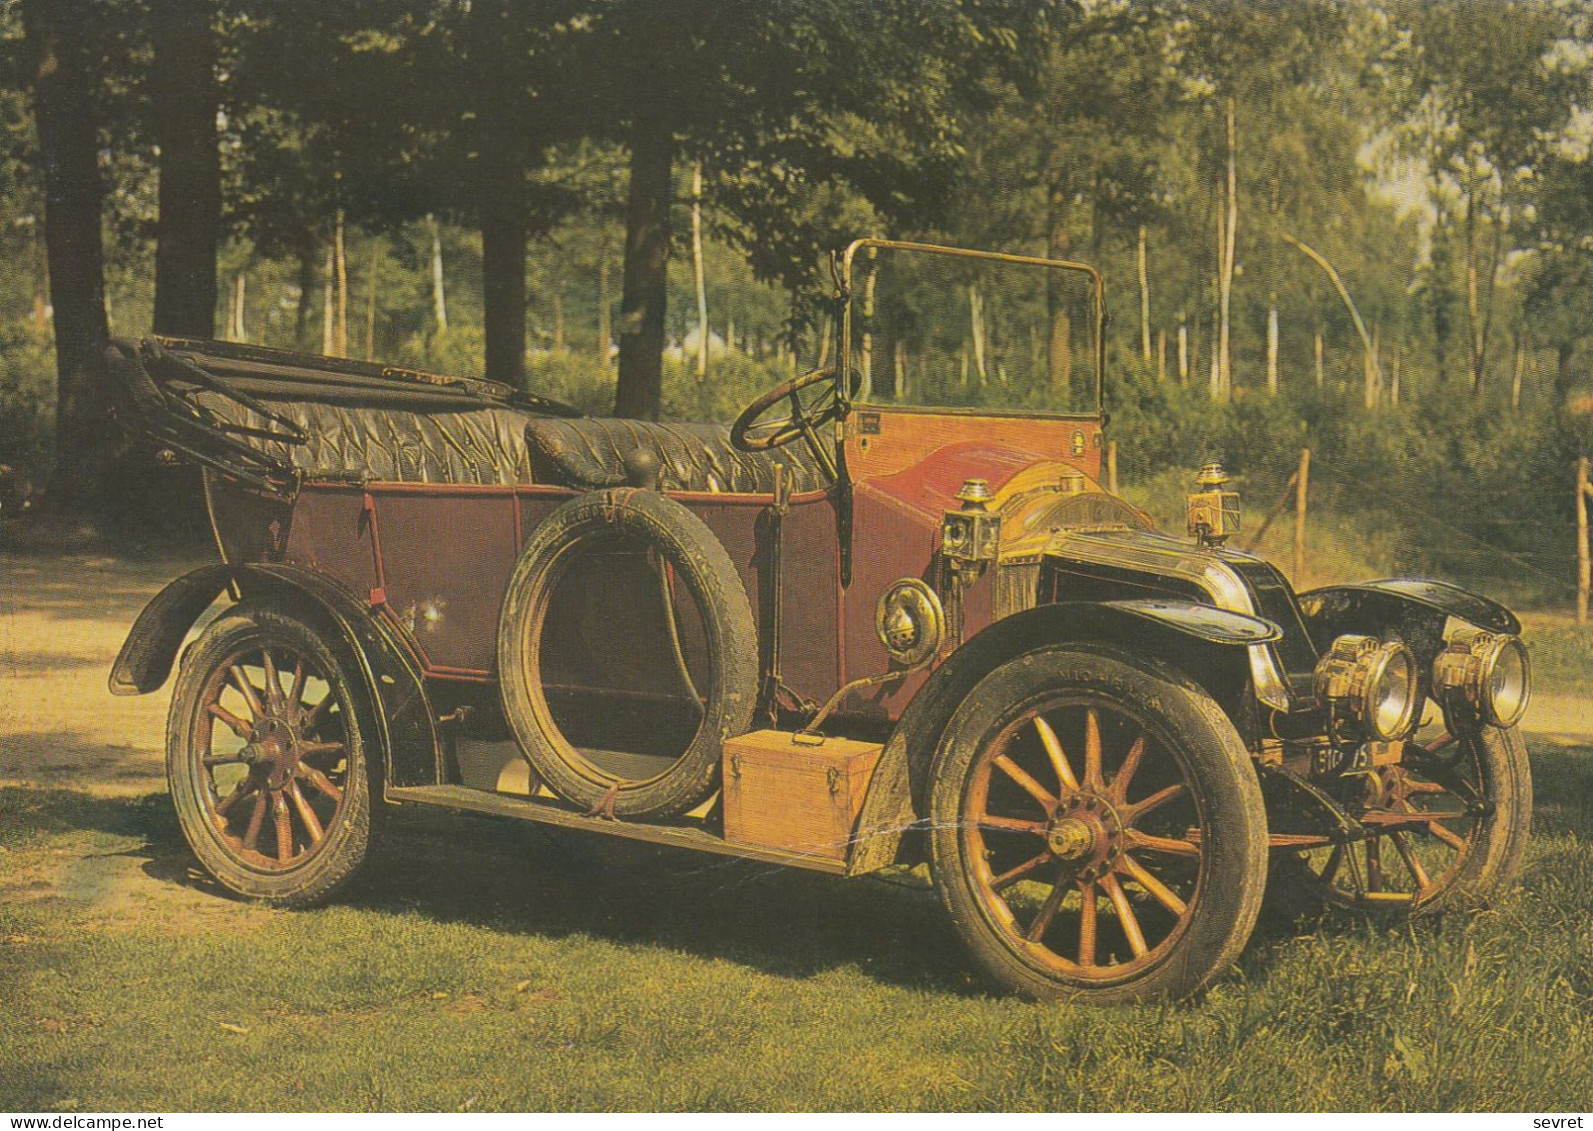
3;749;1593;1113
1521;622;1593;698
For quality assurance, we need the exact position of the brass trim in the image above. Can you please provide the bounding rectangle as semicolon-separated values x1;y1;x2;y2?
1044;529;1293;711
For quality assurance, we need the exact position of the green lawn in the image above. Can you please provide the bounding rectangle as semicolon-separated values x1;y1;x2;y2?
3;746;1593;1113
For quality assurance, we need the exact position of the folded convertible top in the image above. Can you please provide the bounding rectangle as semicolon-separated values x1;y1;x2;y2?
107;336;580;493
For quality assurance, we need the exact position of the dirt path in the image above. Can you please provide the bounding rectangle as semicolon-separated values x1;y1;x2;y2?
1;546;210;796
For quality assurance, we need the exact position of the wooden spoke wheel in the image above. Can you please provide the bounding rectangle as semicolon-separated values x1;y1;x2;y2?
167;605;373;906
1280;719;1531;916
930;648;1267;1003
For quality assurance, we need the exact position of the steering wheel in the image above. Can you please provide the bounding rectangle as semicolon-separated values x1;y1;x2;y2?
730;365;846;454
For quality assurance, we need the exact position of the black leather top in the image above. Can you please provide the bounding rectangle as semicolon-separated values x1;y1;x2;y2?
192;391;829;494
525;417;829;495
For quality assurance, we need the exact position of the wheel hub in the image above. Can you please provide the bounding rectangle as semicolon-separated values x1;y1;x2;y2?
1048;791;1125;882
247;716;299;789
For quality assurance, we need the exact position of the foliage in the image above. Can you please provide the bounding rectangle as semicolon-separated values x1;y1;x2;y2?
0;0;1591;595
0;323;55;478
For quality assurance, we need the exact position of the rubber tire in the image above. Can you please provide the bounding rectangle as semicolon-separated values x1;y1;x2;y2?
497;488;758;819
1270;721;1532;917
929;645;1269;1003
166;603;374;908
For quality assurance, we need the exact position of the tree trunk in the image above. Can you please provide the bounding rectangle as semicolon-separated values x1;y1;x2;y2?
1391;351;1401;406
30;216;47;331
1046;181;1072;390
321;247;334;355
1511;331;1525;409
1283;234;1380;401
1266;301;1278;395
294;239;316;350
691;161;708;381
1364;321;1380;410
230;271;246;341
1137;225;1151;364
968;282;987;386
1555;339;1575;404
1157;327;1166;382
150;0;220;339
1472;180;1505;398
473;0;528;392
1465;185;1482;391
597;247;611;370
1209;302;1220;398
1314;328;1323;388
614;117;674;420
1177;315;1188;383
552;290;564;353
364;238;379;361
1218;97;1237;401
427;214;448;333
333;209;348;358
22;0;114;509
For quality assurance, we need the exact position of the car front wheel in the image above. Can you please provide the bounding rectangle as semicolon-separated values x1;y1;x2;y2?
929;646;1268;1003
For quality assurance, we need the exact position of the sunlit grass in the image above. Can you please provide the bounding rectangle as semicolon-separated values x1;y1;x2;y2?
2;746;1591;1112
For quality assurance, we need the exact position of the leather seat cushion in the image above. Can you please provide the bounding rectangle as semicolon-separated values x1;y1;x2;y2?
525;417;828;495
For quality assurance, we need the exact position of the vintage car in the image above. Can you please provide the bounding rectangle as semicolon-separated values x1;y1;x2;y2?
107;239;1532;1004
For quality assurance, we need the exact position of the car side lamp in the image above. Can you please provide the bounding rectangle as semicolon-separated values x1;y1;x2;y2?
942;478;1000;575
1187;462;1241;547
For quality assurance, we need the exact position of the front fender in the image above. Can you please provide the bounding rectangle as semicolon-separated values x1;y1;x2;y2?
846;599;1271;875
109;563;441;791
1297;578;1519;674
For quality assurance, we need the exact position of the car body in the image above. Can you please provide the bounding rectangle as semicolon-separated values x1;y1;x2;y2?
109;239;1532;1003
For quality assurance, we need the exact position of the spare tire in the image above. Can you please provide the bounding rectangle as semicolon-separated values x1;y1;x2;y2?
497;488;758;819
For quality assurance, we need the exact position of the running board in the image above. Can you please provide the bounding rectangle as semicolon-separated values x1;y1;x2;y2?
385;784;849;875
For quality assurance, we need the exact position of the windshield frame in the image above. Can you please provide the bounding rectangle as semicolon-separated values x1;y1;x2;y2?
835;237;1106;420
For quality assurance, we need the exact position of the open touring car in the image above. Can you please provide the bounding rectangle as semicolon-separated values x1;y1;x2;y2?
108;239;1532;1003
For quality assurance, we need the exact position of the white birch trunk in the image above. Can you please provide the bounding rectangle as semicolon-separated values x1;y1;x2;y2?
1178;316;1188;383
969;282;987;385
1137;225;1151;364
1267;302;1278;395
322;247;335;355
334;209;348;358
427;213;447;333
691;163;708;381
232;272;246;342
365;239;379;361
1219;97;1238;400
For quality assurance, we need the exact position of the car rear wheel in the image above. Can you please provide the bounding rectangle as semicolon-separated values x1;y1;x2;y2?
167;604;373;907
929;646;1268;1003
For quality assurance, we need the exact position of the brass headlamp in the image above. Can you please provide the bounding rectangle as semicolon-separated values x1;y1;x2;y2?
1432;631;1530;728
1313;634;1420;742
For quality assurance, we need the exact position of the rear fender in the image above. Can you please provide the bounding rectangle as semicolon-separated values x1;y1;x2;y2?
847;599;1274;874
109;563;441;790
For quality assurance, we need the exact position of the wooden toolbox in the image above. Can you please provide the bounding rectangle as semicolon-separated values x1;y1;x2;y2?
722;730;884;862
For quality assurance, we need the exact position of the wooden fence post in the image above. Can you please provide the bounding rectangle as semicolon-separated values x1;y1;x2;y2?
1293;448;1311;583
1106;441;1118;496
1578;456;1589;626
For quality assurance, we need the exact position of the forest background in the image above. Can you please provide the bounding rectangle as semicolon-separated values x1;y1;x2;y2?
5;0;1593;608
